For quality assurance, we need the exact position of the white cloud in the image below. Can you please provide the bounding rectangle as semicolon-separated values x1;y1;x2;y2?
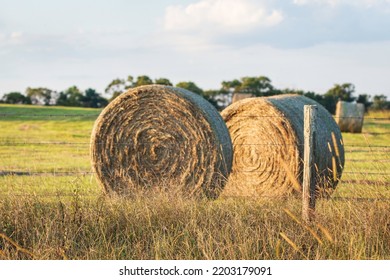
293;0;339;6
0;32;24;46
10;32;23;39
164;0;283;33
293;0;390;8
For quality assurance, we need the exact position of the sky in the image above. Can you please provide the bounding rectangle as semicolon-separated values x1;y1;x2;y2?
0;0;389;97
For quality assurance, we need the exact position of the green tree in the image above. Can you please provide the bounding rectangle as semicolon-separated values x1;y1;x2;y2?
176;81;204;96
239;76;275;96
155;78;173;86
302;91;324;104
67;86;83;107
124;75;134;89
221;79;242;92
134;75;153;87
371;95;389;110
356;94;371;111
203;89;225;109
105;76;135;101
325;83;356;101
26;87;54;105
81;88;108;108
280;88;305;95
56;86;83;107
105;75;173;101
105;78;126;101
56;92;69;106
222;76;278;97
176;81;223;108
2;92;31;104
323;83;356;114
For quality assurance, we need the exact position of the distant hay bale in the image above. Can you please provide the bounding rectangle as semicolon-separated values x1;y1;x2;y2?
90;85;232;199
232;93;254;103
221;94;345;198
335;101;365;133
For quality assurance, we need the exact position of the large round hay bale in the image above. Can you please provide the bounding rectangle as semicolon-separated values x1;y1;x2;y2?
90;85;232;198
221;94;345;198
335;101;365;133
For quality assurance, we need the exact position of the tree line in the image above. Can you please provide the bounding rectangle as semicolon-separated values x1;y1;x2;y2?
1;75;389;113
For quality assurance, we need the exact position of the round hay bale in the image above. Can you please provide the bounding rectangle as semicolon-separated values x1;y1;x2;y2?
335;101;365;133
90;85;232;199
221;94;345;198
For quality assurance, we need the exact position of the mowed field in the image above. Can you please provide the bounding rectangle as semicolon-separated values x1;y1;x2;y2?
0;104;389;260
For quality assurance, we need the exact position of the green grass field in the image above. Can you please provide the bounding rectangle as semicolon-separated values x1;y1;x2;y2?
0;104;389;260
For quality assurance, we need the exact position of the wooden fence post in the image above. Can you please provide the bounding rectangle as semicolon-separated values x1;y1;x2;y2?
302;105;317;222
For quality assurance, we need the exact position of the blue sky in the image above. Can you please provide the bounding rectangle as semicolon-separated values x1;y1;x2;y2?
1;0;389;97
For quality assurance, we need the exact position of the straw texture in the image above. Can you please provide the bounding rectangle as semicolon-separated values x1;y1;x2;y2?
335;101;365;133
90;85;232;198
221;94;345;197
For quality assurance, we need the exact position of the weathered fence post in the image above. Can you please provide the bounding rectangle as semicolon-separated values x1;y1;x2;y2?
302;105;317;222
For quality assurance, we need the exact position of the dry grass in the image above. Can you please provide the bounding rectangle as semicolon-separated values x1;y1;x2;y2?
0;189;388;260
0;104;388;260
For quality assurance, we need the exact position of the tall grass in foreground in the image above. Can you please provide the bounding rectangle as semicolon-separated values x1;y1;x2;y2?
0;106;388;260
0;188;389;260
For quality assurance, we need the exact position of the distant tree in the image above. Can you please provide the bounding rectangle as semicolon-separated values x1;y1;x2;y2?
81;88;108;108
55;87;108;108
276;89;329;109
203;89;225;109
356;94;371;111
55;86;83;107
280;88;305;95
56;92;69;106
301;91;324;105
176;81;222;108
105;76;134;101
176;81;204;96
323;83;356;114
105;78;126;101
325;83;355;101
105;75;174;101
2;92;31;104
66;86;83;107
239;76;275;96
222;76;279;97
124;75;134;89
221;79;242;93
218;79;241;108
371;95;389;110
134;75;153;87
26;87;54;105
155;78;173;86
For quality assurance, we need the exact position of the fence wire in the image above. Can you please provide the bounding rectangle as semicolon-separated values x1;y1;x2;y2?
0;112;389;200
0;113;389;120
0;141;389;149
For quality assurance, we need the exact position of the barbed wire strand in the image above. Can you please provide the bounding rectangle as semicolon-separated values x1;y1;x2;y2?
0;170;389;176
1;193;389;201
0;113;389;120
0;141;389;149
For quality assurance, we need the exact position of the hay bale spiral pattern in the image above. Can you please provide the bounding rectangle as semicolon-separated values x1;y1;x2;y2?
221;94;345;197
90;85;232;198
